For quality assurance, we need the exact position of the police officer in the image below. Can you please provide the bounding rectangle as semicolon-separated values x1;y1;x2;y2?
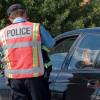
0;4;55;100
42;45;52;81
42;45;52;100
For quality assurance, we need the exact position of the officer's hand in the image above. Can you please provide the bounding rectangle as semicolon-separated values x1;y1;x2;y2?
44;66;52;79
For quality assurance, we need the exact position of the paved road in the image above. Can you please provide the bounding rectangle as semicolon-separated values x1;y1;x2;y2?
0;77;11;100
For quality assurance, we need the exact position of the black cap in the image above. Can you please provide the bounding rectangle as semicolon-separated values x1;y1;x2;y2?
7;4;25;16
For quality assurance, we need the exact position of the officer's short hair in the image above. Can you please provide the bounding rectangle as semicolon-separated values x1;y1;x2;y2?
7;4;26;17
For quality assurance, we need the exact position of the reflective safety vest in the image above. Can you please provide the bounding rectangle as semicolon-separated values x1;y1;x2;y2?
0;22;44;78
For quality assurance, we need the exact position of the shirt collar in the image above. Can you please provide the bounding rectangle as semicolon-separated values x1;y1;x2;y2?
13;17;27;23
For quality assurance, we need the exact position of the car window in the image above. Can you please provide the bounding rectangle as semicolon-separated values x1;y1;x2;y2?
50;38;76;54
79;34;100;49
50;37;77;70
68;33;100;70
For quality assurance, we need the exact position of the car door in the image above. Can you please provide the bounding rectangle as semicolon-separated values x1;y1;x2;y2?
50;28;100;100
49;33;78;93
62;32;100;100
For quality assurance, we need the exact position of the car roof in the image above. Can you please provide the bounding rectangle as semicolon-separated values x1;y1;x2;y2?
55;27;100;41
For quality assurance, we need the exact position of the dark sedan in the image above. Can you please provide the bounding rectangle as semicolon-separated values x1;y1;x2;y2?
49;27;100;100
0;27;100;100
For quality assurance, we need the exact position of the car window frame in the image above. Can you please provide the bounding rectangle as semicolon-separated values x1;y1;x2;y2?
63;33;84;70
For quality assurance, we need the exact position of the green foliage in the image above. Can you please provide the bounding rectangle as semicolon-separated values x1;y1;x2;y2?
0;0;100;36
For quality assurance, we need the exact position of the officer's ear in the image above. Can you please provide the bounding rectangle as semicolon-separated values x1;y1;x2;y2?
8;16;15;23
23;11;29;20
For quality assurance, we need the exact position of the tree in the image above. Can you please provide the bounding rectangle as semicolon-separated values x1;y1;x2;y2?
0;0;100;36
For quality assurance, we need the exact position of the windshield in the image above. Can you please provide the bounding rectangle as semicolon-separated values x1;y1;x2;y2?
68;33;100;70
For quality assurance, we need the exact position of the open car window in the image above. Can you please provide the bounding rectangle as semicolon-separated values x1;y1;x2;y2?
50;38;76;54
50;36;77;70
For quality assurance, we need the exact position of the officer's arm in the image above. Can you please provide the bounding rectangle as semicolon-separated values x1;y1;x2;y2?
40;25;55;48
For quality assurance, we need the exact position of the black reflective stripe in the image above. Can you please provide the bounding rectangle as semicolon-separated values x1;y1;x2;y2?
44;61;52;68
42;45;50;52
